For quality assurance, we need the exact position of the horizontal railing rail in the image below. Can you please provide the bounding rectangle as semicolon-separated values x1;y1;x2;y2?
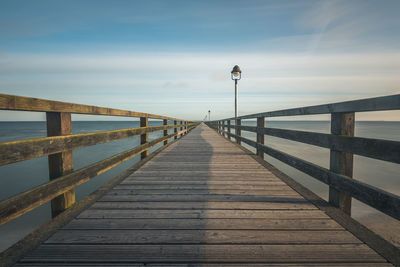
223;94;400;120
0;94;199;227
0;94;191;121
230;125;400;164
0;123;195;166
206;94;400;221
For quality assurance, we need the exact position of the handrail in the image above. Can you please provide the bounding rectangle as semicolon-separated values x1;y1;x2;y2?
206;94;400;221
0;94;199;227
222;94;400;120
0;94;191;121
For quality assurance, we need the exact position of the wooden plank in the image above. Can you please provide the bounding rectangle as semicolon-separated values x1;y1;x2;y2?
46;229;360;244
227;120;231;140
142;163;265;168
13;263;395;267
106;189;300;196
236;119;241;144
125;172;279;177
257;117;265;159
0;93;191;121
46;112;75;218
90;201;316;210
151;157;255;162
174;120;178;140
128;161;274;170
228;125;400;164
124;174;280;178
144;162;264;166
120;180;286;185
329;112;354;215
78;209;329;219
113;185;292;190
15;264;146;267
0;124;197;166
99;194;307;202
122;178;282;182
225;93;400;120
163;119;168;145
138;167;267;171
20;244;386;263
267;127;398;164
140;117;148;159
64;218;342;230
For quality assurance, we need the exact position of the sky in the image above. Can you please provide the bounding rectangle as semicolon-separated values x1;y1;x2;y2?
0;0;399;121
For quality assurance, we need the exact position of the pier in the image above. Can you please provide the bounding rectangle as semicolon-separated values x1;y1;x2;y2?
0;94;399;266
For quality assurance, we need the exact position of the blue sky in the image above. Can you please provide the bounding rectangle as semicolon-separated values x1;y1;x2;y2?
0;0;399;120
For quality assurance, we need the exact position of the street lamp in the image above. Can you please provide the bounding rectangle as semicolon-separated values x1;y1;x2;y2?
208;110;211;121
231;65;242;119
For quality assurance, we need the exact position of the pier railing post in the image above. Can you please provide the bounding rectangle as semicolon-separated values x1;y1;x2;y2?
227;120;231;140
174;120;178;139
180;121;183;137
140;116;149;159
329;112;355;215
46;112;75;218
163;119;168;145
257;117;265;159
222;120;225;137
236;119;241;145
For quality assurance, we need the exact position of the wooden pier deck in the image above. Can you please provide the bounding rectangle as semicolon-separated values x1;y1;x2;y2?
16;124;390;266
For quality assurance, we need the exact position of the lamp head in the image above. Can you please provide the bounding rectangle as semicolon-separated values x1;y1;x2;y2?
231;65;242;80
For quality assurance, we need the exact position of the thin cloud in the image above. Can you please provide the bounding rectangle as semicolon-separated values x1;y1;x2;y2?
1;51;399;120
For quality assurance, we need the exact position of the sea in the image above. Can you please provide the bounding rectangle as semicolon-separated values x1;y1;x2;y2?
0;120;399;251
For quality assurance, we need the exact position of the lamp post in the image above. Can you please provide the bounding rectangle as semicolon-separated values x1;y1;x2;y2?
231;65;242;119
208;110;211;121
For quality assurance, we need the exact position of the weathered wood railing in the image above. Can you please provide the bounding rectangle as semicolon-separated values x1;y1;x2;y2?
0;94;198;227
206;94;400;221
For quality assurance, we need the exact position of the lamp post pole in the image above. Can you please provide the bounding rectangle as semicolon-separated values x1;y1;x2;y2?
231;65;242;120
208;110;211;121
235;79;238;119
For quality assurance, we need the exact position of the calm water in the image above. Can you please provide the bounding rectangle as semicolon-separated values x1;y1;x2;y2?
0;120;399;251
